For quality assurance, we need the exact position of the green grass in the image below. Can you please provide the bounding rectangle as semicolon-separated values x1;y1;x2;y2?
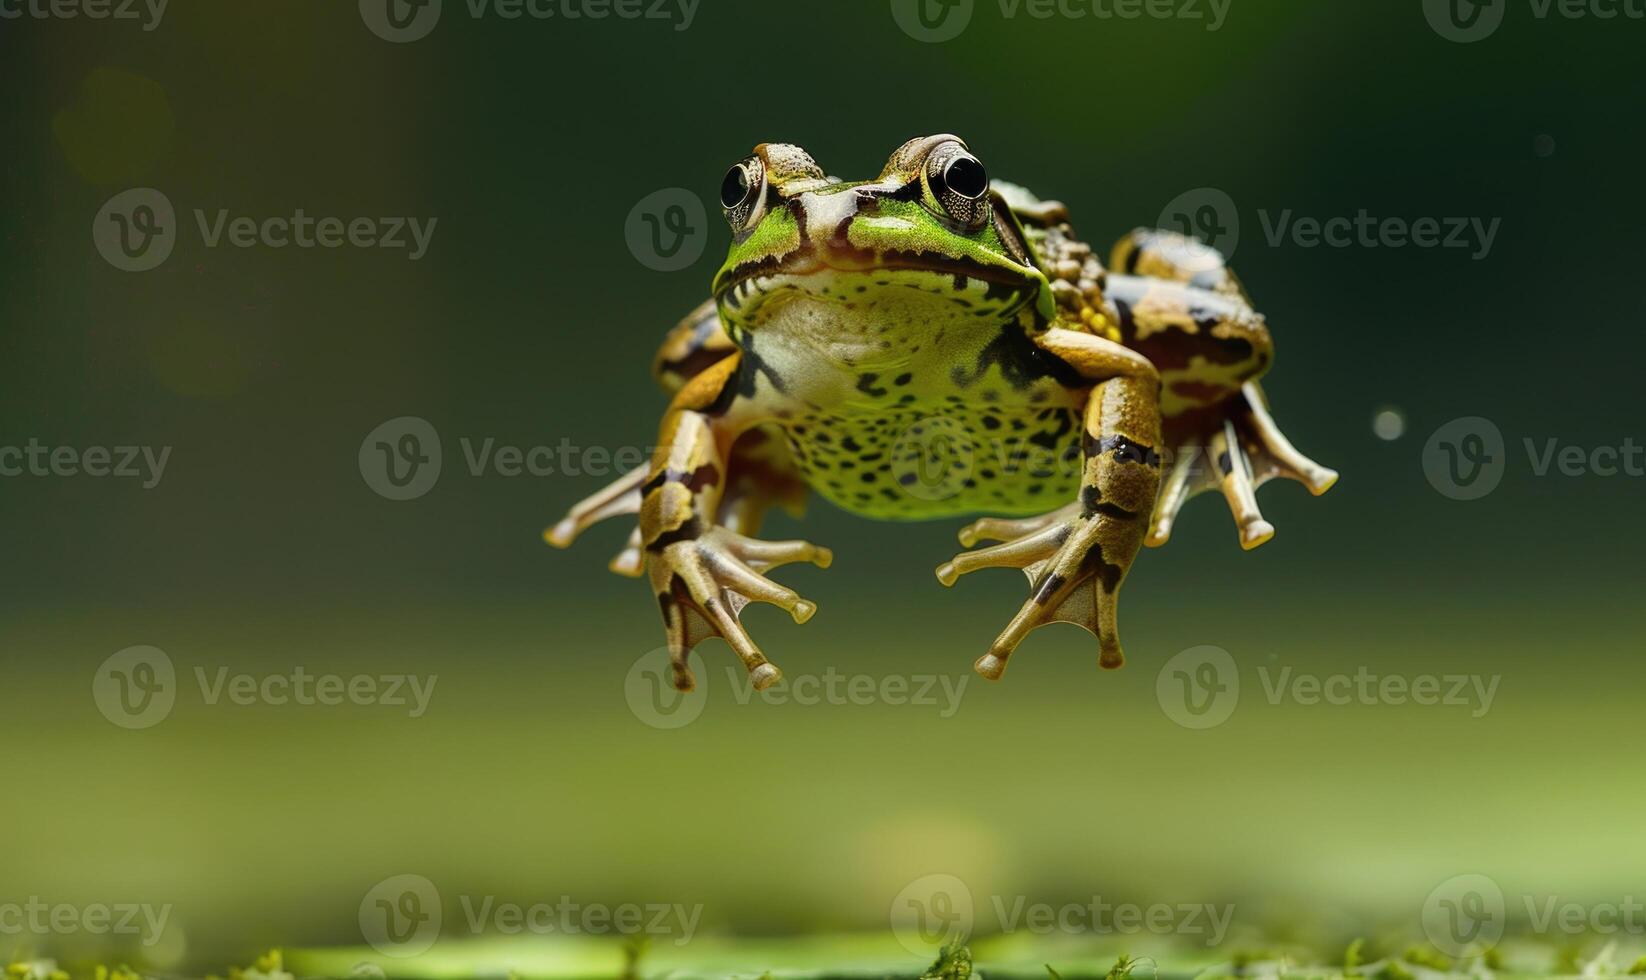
15;935;1646;980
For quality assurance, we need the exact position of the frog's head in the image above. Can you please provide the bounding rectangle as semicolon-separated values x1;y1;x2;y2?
710;135;1054;346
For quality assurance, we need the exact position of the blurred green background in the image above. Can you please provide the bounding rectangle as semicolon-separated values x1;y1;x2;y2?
3;0;1645;973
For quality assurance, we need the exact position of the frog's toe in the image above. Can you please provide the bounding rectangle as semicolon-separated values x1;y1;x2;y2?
956;503;1077;548
545;463;647;549
936;522;1066;587
607;527;644;578
1211;424;1277;551
1242;381;1339;495
727;535;833;572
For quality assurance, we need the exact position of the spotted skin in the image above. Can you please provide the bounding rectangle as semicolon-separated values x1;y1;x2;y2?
549;136;1336;690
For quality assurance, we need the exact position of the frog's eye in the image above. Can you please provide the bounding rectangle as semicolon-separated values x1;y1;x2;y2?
719;156;767;233
924;142;990;227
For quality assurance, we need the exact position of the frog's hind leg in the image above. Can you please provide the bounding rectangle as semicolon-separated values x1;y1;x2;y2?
1103;232;1337;550
716;426;809;538
937;329;1162;680
1110;227;1250;301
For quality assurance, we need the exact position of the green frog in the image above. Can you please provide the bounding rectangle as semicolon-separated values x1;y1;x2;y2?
549;135;1336;692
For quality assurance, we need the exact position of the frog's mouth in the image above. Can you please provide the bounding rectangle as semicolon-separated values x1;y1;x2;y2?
714;248;1042;316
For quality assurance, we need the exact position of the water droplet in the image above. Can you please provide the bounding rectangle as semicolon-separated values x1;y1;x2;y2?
1373;408;1406;441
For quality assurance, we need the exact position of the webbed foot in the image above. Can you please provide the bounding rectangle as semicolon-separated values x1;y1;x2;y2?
939;500;1142;680
650;528;832;691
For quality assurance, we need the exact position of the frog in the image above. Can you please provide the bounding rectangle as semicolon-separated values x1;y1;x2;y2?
547;135;1337;692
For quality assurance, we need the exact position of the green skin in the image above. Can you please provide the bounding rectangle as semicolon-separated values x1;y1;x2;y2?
711;152;1074;519
549;135;1337;690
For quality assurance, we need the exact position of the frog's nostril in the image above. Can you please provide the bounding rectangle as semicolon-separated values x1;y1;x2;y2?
798;189;867;243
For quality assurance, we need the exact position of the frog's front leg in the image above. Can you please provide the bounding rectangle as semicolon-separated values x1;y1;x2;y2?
638;353;831;692
937;328;1162;680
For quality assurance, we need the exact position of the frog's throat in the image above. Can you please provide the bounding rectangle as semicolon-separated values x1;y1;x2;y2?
713;268;1042;372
